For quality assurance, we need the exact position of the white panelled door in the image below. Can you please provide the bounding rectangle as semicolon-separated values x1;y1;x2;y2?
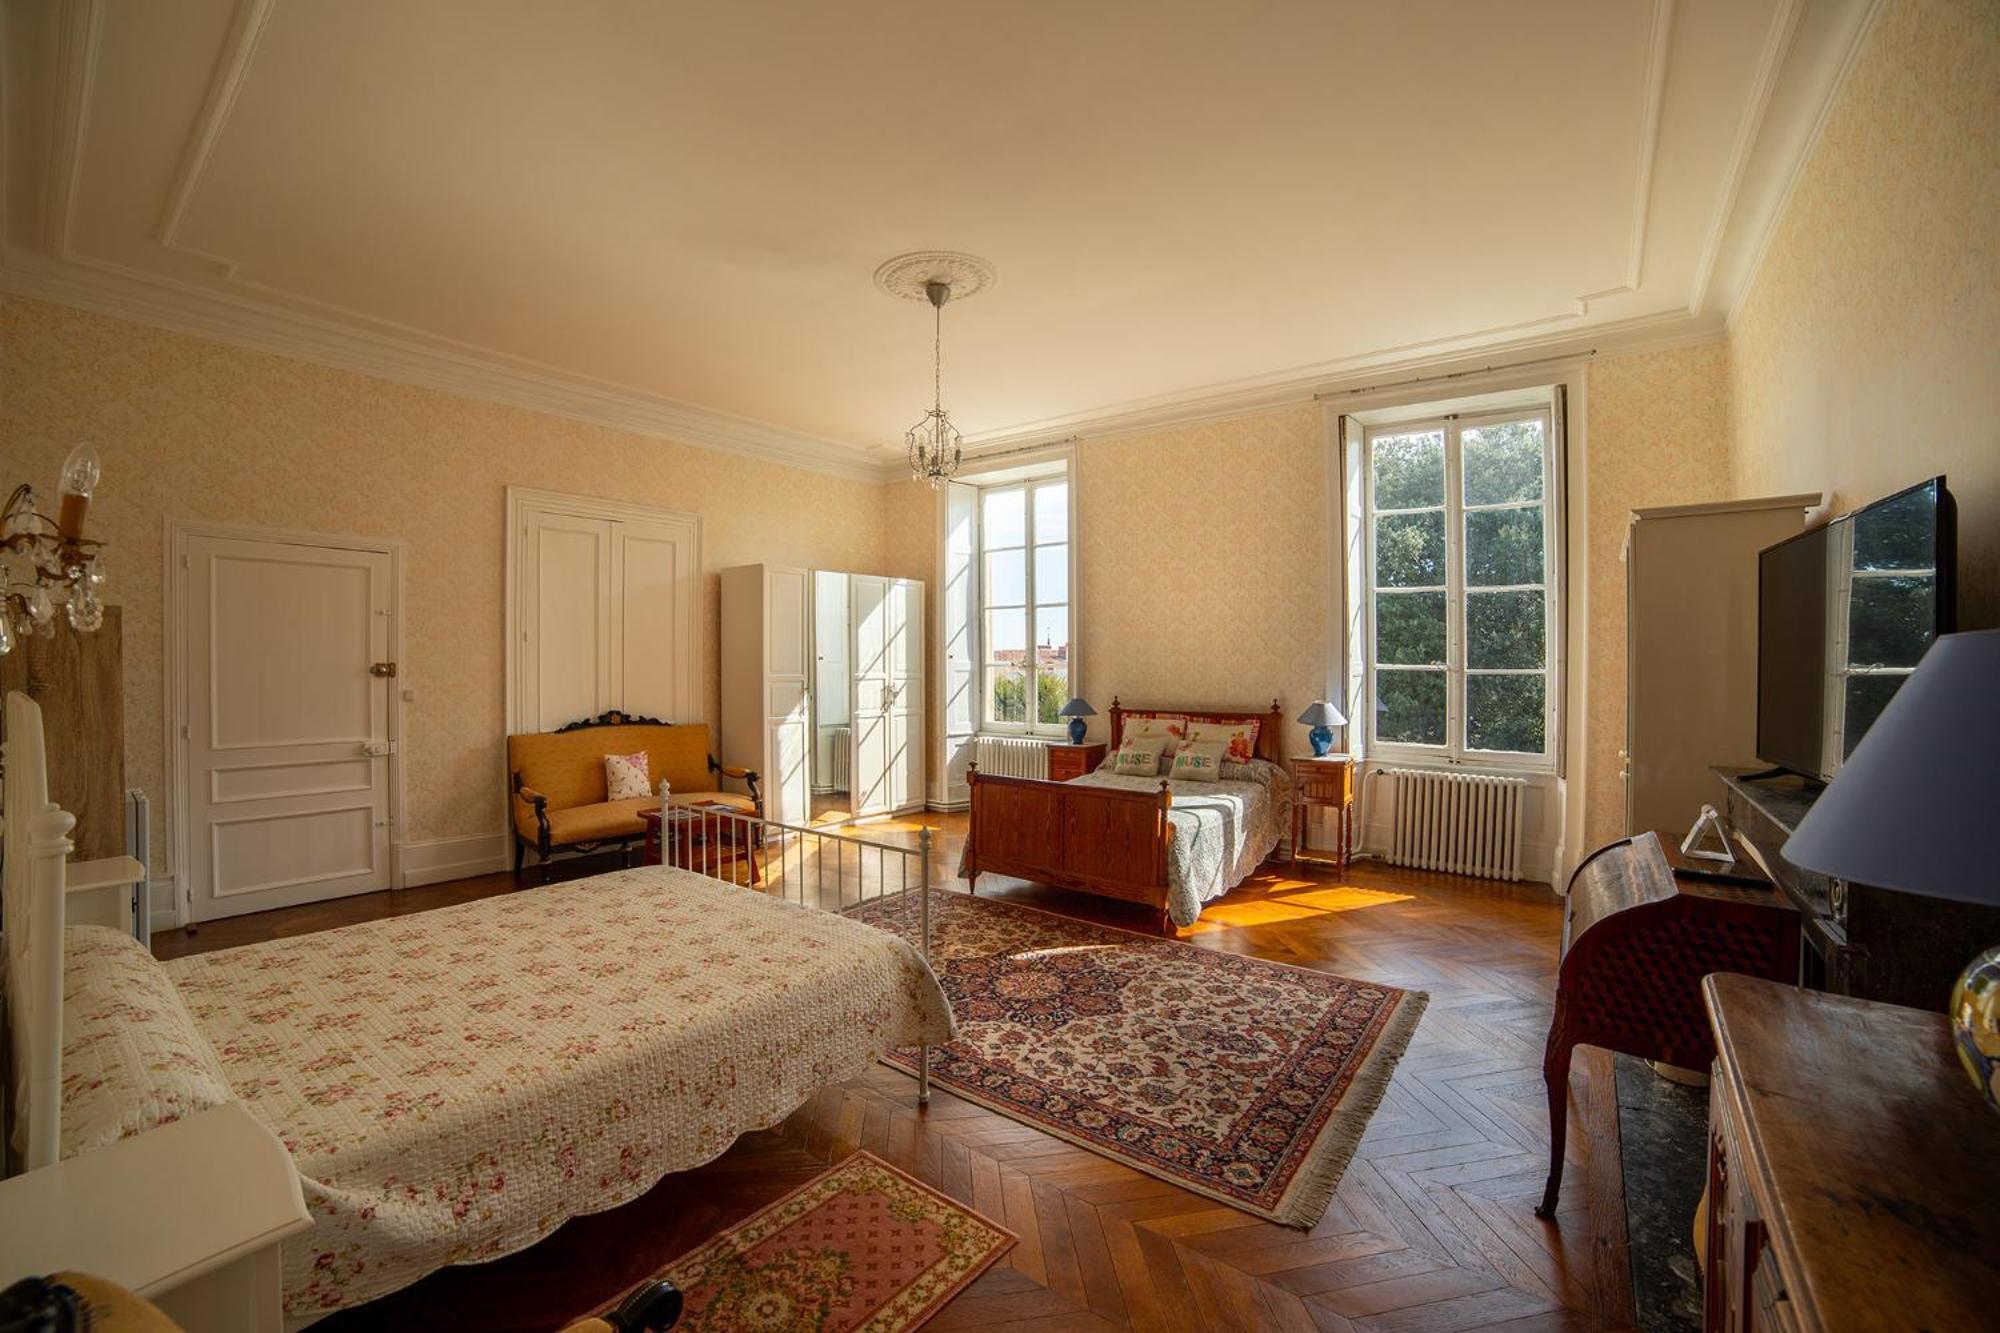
850;575;925;819
510;493;701;733
183;535;395;922
765;566;810;826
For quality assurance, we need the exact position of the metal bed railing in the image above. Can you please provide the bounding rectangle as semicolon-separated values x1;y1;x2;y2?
654;799;935;1103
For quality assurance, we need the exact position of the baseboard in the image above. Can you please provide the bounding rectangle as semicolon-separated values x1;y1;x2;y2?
399;832;512;888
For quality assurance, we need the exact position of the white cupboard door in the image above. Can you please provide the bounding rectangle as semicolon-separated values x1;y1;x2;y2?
518;509;613;732
889;579;924;813
765;566;811;825
613;518;699;724
850;574;892;818
185;537;394;922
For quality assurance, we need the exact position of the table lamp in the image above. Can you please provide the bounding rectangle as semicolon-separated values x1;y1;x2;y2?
1296;700;1346;758
1058;696;1096;745
1782;629;2000;1111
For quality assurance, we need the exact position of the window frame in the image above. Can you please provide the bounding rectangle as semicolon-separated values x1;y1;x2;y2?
1361;406;1558;773
975;473;1073;737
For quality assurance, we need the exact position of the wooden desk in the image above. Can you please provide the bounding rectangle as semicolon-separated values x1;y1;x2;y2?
1046;742;1107;783
1702;974;2000;1331
1290;755;1353;870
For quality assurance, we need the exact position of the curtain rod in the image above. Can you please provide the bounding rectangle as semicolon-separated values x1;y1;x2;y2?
956;434;1082;468
1314;348;1597;400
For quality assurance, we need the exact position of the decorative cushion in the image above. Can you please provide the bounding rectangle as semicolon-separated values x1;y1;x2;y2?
1118;713;1189;763
1111;737;1169;776
604;750;651;801
59;926;234;1159
1169;741;1229;783
1184;718;1261;766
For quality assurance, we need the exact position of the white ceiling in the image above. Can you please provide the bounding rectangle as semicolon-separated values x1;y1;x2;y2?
3;0;1876;477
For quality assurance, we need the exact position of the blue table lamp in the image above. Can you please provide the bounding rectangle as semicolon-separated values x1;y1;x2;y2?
1058;697;1096;745
1297;700;1346;757
1783;629;2000;1112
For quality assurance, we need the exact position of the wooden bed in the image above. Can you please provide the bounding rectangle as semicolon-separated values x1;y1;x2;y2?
962;698;1286;934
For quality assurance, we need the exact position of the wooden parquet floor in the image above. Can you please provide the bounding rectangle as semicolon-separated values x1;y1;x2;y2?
154;815;1629;1332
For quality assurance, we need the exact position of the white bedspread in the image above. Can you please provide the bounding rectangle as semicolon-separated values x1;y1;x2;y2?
1070;759;1294;925
163;868;954;1326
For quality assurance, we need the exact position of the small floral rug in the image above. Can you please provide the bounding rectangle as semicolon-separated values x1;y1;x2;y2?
850;891;1428;1228
658;1151;1014;1331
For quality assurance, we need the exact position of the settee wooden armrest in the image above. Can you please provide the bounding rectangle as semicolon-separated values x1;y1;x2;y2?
706;756;763;812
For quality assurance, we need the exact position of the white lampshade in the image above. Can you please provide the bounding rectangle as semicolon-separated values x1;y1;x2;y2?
1783;630;2000;904
1296;700;1347;728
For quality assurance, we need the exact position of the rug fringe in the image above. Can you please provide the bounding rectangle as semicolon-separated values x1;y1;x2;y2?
1272;987;1430;1228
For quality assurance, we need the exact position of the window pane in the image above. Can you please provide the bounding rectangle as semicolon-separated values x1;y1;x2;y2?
1034;606;1068;665
1463;419;1545;506
985;607;1025;663
982;488;1026;548
1372;431;1445;509
1467;674;1546;753
1841;674;1905;760
1037;670;1068;725
1378;670;1446;745
1846;575;1935;668
1376;591;1445;665
1033;482;1069;544
1374;511;1446;587
1034;543;1068;602
1851;484;1935;570
1466;590;1545;669
1465;507;1543;586
987;667;1028;723
984;548;1025;606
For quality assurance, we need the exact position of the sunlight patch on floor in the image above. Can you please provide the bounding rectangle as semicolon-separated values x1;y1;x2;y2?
1183;885;1414;934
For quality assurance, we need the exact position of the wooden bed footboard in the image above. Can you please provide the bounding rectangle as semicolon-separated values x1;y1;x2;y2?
963;769;1178;933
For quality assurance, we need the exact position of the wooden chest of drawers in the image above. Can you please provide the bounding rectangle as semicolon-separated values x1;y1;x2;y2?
1046;742;1107;782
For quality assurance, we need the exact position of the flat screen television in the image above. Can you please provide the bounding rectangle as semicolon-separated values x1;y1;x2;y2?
1756;476;1956;782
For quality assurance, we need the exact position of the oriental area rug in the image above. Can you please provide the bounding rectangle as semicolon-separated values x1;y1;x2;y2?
655;1151;1014;1332
850;891;1428;1228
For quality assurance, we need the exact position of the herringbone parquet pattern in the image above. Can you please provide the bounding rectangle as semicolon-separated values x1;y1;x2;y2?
159;817;1629;1332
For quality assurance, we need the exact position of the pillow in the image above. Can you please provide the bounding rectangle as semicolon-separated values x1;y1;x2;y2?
604;750;651;801
59;926;235;1159
1169;741;1229;783
1111;737;1169;776
1118;714;1189;761
1184;718;1262;766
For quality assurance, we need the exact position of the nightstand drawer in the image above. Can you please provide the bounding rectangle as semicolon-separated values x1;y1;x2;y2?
1047;742;1107;782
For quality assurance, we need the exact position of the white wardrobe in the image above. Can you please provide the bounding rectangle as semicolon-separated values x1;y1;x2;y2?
721;564;924;826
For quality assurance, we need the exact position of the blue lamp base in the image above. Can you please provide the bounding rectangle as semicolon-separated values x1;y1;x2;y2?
1308;725;1334;757
1068;717;1088;745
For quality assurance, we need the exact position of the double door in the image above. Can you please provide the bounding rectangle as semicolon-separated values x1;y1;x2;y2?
849;574;924;818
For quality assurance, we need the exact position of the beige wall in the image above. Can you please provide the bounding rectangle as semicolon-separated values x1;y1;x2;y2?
1075;406;1332;757
1729;0;2000;628
1579;341;1737;852
1;294;897;873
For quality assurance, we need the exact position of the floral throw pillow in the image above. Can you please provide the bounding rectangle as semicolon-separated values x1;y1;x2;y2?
1111;737;1169;776
1169;741;1229;783
1118;713;1189;761
604;750;651;801
1184;719;1261;766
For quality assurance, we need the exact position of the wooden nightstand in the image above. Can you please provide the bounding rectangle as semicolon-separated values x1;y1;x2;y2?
1290;754;1354;871
1047;742;1107;782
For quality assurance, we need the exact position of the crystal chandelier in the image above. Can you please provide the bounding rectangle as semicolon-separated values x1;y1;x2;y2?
1;443;108;658
905;280;964;488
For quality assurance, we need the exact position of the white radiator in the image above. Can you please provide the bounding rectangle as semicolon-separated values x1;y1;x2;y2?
814;725;852;793
972;734;1049;780
1385;768;1526;881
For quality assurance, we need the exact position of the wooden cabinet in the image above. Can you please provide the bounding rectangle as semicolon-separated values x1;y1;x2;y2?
1701;974;2000;1331
1290;755;1353;869
1046;742;1106;782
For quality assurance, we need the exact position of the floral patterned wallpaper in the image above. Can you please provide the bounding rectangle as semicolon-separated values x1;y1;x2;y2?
1729;0;1999;629
0;295;895;869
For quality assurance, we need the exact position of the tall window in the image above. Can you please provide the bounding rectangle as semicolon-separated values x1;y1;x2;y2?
1364;408;1555;765
980;477;1070;733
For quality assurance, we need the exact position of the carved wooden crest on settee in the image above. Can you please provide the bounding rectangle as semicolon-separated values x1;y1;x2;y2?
553;709;672;733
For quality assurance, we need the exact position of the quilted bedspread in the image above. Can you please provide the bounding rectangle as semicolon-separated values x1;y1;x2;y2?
162;868;954;1326
1068;759;1294;926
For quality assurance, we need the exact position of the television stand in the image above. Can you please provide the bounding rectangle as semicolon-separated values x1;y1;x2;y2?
1716;766;2000;1010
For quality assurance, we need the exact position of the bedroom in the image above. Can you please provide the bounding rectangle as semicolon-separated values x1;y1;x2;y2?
1;0;1996;1329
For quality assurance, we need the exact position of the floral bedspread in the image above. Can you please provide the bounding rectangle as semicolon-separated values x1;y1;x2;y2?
162;869;954;1327
1069;759;1293;925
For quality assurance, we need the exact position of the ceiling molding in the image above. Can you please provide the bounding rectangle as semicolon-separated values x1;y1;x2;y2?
1575;0;1674;310
42;0;100;259
0;250;893;482
156;0;274;258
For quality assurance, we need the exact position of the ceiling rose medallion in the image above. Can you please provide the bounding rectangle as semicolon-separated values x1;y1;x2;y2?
876;251;996;487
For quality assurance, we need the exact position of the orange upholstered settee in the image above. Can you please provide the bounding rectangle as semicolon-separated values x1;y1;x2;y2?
507;710;760;881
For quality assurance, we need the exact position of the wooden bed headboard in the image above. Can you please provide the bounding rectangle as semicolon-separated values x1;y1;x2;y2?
3;689;74;1174
1106;697;1287;764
